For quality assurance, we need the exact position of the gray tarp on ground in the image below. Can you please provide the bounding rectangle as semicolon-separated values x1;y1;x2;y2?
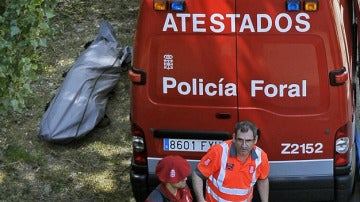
38;20;131;143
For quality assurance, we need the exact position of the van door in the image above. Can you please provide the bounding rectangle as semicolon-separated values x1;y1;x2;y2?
142;0;237;157
235;1;350;180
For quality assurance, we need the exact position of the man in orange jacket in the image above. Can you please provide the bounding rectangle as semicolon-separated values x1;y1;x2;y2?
192;120;269;202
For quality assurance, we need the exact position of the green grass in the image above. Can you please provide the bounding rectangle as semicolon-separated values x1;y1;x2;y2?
0;0;137;201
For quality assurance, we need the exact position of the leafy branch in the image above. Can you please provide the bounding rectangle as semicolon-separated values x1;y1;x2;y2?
0;0;56;114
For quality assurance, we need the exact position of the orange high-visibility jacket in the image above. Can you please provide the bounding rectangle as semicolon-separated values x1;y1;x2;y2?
196;140;270;202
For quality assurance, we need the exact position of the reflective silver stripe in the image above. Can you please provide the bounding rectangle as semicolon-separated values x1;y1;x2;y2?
207;142;251;197
269;159;333;178
216;142;229;186
147;157;333;178
250;147;262;187
206;184;231;202
209;175;248;195
206;184;250;202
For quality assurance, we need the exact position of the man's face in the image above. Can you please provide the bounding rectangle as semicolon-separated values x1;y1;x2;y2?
234;130;257;157
170;177;187;189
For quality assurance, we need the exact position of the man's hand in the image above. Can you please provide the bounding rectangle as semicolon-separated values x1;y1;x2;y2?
191;172;207;202
257;177;269;202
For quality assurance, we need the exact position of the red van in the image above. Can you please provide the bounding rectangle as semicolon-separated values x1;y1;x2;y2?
129;0;360;201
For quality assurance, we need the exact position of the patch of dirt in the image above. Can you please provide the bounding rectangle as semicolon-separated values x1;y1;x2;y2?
0;0;138;201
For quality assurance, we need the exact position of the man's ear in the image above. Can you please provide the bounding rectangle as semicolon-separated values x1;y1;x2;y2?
256;129;261;141
254;129;260;144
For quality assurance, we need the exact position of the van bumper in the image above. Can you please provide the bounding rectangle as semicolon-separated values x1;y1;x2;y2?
266;175;352;202
130;162;158;202
130;148;356;202
266;148;356;202
266;176;335;202
334;146;357;202
132;174;354;202
130;170;147;202
335;173;355;202
131;170;354;202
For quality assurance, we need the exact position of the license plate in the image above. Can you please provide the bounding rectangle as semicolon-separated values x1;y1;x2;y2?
163;138;223;152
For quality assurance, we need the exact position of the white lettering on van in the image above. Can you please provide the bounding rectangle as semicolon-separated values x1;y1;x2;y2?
295;13;310;32
193;14;206;32
226;14;240;32
163;77;237;96
163;14;178;32
162;13;311;33
240;14;255;32
177;13;191;32
257;14;272;32
275;13;292;33
210;13;225;33
251;80;307;97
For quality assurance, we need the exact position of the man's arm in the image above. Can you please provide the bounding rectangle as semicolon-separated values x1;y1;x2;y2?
191;171;206;202
257;177;269;202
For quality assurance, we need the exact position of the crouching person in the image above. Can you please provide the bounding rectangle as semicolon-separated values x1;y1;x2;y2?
146;155;193;202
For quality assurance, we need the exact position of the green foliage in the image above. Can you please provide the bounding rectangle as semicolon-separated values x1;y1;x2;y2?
0;0;56;114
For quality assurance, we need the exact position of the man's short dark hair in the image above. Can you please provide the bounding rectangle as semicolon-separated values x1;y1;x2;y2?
234;120;260;139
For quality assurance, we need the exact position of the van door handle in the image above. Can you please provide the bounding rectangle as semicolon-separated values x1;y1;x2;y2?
215;113;231;119
329;67;348;86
